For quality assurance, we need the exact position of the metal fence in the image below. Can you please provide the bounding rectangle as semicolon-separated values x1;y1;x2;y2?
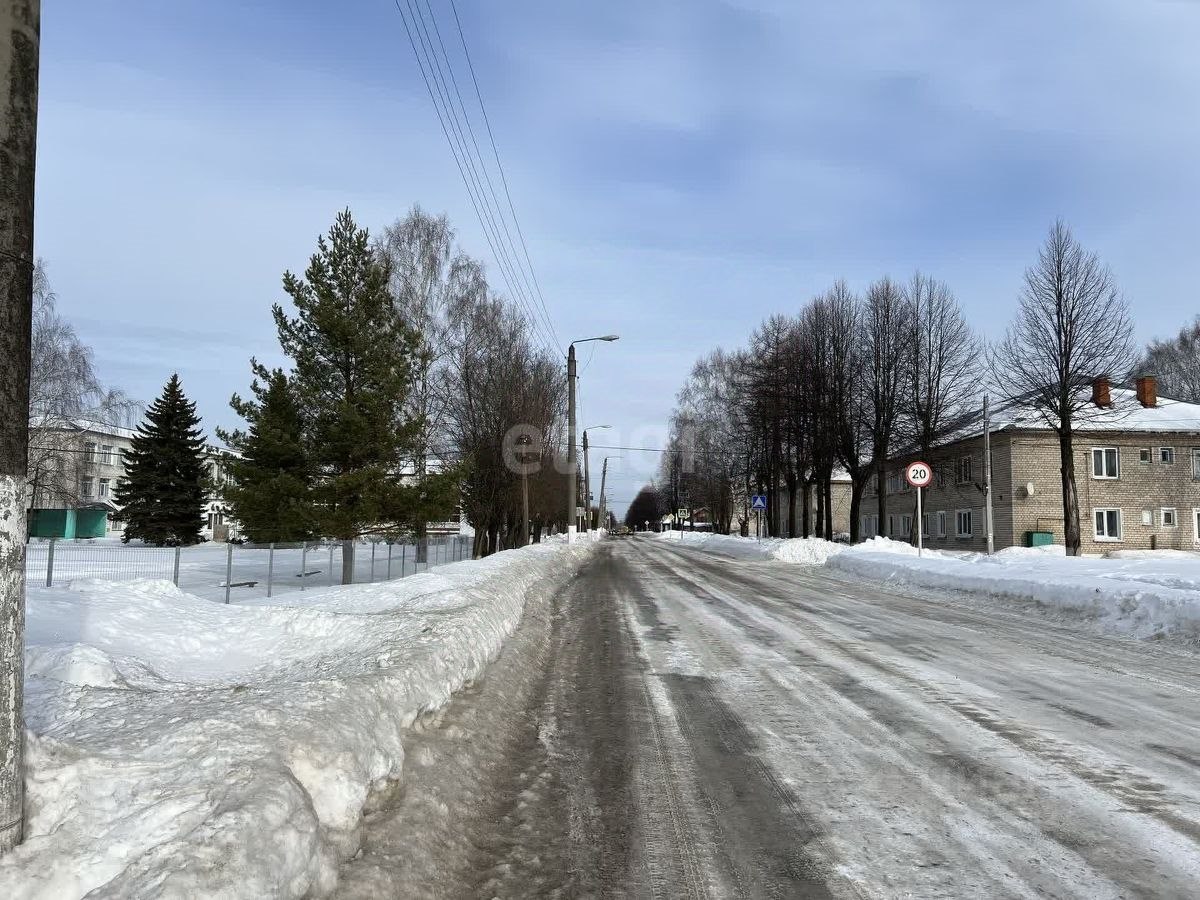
25;535;473;604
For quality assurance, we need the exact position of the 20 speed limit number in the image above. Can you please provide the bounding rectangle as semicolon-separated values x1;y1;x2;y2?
905;461;933;488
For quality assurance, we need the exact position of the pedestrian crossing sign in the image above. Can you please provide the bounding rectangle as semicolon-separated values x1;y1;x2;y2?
750;495;768;510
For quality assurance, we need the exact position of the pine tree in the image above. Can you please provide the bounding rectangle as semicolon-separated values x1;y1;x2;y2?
274;209;451;580
217;367;312;543
114;374;207;545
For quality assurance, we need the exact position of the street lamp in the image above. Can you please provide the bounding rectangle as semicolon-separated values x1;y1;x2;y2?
567;336;619;542
581;424;611;532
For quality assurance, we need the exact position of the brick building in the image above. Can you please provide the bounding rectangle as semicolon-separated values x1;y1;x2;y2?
865;377;1200;554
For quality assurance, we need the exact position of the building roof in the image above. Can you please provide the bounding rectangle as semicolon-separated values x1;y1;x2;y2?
937;387;1200;449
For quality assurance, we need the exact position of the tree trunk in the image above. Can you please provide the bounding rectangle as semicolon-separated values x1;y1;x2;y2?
1059;426;1081;556
824;479;833;539
849;476;864;543
815;483;825;538
875;457;888;538
341;539;355;584
785;471;797;538
801;481;811;537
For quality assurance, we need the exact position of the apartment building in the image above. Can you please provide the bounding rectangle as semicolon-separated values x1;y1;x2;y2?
28;419;239;540
865;377;1200;554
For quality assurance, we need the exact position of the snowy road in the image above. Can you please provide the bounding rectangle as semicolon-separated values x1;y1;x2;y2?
339;536;1200;899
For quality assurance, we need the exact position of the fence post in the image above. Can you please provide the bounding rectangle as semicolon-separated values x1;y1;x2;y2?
300;542;307;592
370;541;376;583
224;542;233;604
173;546;181;586
386;542;392;580
401;543;407;578
328;544;334;587
45;539;55;587
267;542;275;598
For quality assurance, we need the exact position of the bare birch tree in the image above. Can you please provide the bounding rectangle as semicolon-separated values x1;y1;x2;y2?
1141;317;1200;402
863;276;906;538
991;220;1136;555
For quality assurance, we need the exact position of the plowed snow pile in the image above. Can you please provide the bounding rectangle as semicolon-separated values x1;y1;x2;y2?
3;538;595;899
657;531;1200;641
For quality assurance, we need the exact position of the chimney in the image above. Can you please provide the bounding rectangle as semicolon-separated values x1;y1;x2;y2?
1135;375;1158;408
1091;376;1112;408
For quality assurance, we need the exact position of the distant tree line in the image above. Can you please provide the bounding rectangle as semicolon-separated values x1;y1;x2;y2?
658;220;1178;556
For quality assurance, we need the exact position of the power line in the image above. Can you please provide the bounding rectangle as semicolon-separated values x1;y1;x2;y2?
392;0;559;357
447;0;560;351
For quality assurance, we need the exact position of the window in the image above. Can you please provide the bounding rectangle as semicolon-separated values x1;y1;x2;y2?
80;477;94;498
98;478;109;499
1091;447;1119;479
1160;447;1175;465
886;472;900;494
100;444;115;465
1161;508;1178;528
937;511;947;538
922;513;934;536
935;468;947;489
1193;449;1200;481
1194;509;1200;544
1141;509;1153;526
955;509;973;538
83;442;96;464
1094;508;1122;541
901;515;912;535
1139;448;1151;464
887;514;897;536
956;456;973;484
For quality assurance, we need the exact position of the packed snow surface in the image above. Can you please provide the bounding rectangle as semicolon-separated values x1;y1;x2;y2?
3;537;596;899
657;531;1200;641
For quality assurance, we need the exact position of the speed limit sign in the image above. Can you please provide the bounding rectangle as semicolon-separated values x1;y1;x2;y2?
905;461;933;488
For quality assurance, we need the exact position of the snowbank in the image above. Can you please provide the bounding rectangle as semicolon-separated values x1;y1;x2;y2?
828;542;1200;641
656;530;846;566
3;537;596;899
661;531;1200;641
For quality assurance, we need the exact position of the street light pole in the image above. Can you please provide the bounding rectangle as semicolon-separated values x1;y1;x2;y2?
565;336;618;543
567;344;577;542
581;424;611;533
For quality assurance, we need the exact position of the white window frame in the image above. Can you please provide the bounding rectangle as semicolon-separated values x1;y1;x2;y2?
956;455;973;484
1138;448;1151;464
1161;507;1178;528
901;514;912;535
1091;447;1119;480
1193;448;1200;481
98;478;109;499
80;477;94;498
1160;447;1175;465
1141;509;1153;526
1094;508;1122;542
1194;508;1200;545
100;444;115;465
955;508;973;538
887;514;897;536
937;511;947;538
83;442;96;464
886;472;900;495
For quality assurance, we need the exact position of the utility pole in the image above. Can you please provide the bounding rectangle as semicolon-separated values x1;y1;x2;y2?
983;394;994;555
1;0;40;854
566;344;577;542
581;429;590;532
518;435;531;547
598;457;609;532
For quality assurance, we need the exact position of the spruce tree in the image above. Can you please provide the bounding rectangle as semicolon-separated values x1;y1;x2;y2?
217;367;312;543
274;209;450;580
114;374;207;545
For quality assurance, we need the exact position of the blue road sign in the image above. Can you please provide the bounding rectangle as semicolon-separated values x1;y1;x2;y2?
750;494;768;510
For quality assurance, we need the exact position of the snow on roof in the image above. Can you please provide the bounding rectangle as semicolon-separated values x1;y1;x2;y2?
938;387;1200;448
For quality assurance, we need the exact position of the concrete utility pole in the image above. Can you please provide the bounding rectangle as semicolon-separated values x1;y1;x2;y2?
565;337;618;542
598;458;609;532
983;394;995;555
581;428;589;532
518;435;531;547
566;344;578;541
0;0;40;854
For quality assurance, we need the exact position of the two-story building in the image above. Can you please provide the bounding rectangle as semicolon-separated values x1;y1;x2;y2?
865;376;1200;554
28;419;240;541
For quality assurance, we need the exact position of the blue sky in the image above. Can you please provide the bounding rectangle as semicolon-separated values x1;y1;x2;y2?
35;0;1200;517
